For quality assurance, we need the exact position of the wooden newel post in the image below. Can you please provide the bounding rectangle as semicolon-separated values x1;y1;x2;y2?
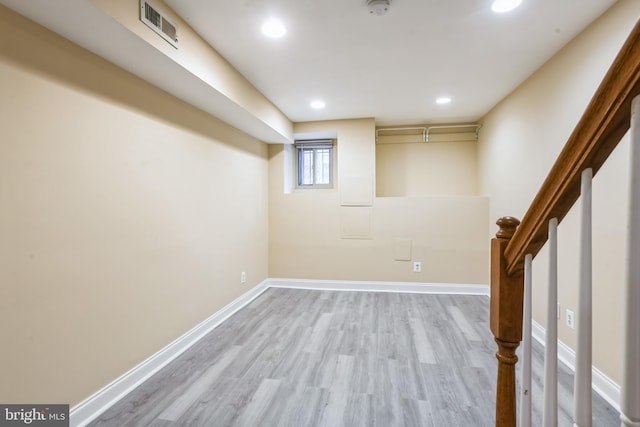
491;216;525;427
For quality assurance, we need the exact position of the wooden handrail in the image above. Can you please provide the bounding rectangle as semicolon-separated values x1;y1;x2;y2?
491;19;640;427
503;20;640;276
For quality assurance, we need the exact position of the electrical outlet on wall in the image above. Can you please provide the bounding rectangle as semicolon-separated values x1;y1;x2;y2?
566;309;575;329
413;262;421;273
241;272;246;283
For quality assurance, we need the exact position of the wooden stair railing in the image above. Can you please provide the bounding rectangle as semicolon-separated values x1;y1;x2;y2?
490;19;640;427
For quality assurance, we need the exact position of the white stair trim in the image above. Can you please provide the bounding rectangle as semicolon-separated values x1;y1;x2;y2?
69;278;487;426
532;320;621;412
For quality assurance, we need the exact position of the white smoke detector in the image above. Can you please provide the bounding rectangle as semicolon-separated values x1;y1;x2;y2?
367;0;390;16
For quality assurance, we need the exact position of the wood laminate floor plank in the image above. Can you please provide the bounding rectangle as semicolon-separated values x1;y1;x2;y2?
89;288;620;427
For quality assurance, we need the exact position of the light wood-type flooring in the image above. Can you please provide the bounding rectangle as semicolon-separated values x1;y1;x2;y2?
88;287;620;426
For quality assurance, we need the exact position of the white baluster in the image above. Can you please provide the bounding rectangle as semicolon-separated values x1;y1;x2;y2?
520;253;533;427
543;217;559;427
621;95;640;427
574;168;593;427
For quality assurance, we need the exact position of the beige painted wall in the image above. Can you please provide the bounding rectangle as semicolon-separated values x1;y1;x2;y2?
478;0;640;384
0;6;269;406
376;139;478;197
269;119;489;284
90;0;292;141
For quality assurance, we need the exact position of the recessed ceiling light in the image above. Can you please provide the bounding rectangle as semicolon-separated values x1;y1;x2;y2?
261;18;286;38
436;97;451;105
491;0;522;13
310;100;326;109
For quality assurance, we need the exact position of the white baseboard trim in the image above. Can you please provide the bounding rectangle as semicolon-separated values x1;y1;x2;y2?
531;320;621;412
70;279;270;427
268;278;490;296
69;278;488;426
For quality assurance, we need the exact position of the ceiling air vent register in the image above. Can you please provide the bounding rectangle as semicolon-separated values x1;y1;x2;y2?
140;0;178;48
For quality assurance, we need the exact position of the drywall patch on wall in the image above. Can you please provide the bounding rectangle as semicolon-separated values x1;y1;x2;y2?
340;174;373;206
340;207;372;239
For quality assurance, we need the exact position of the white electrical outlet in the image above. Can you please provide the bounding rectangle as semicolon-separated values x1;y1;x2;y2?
413;262;421;273
241;272;246;283
566;309;575;329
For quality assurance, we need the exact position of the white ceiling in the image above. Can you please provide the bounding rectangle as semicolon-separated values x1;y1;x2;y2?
164;0;617;126
0;0;617;137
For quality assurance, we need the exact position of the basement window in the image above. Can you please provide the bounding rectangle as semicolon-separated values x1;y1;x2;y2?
295;139;334;189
